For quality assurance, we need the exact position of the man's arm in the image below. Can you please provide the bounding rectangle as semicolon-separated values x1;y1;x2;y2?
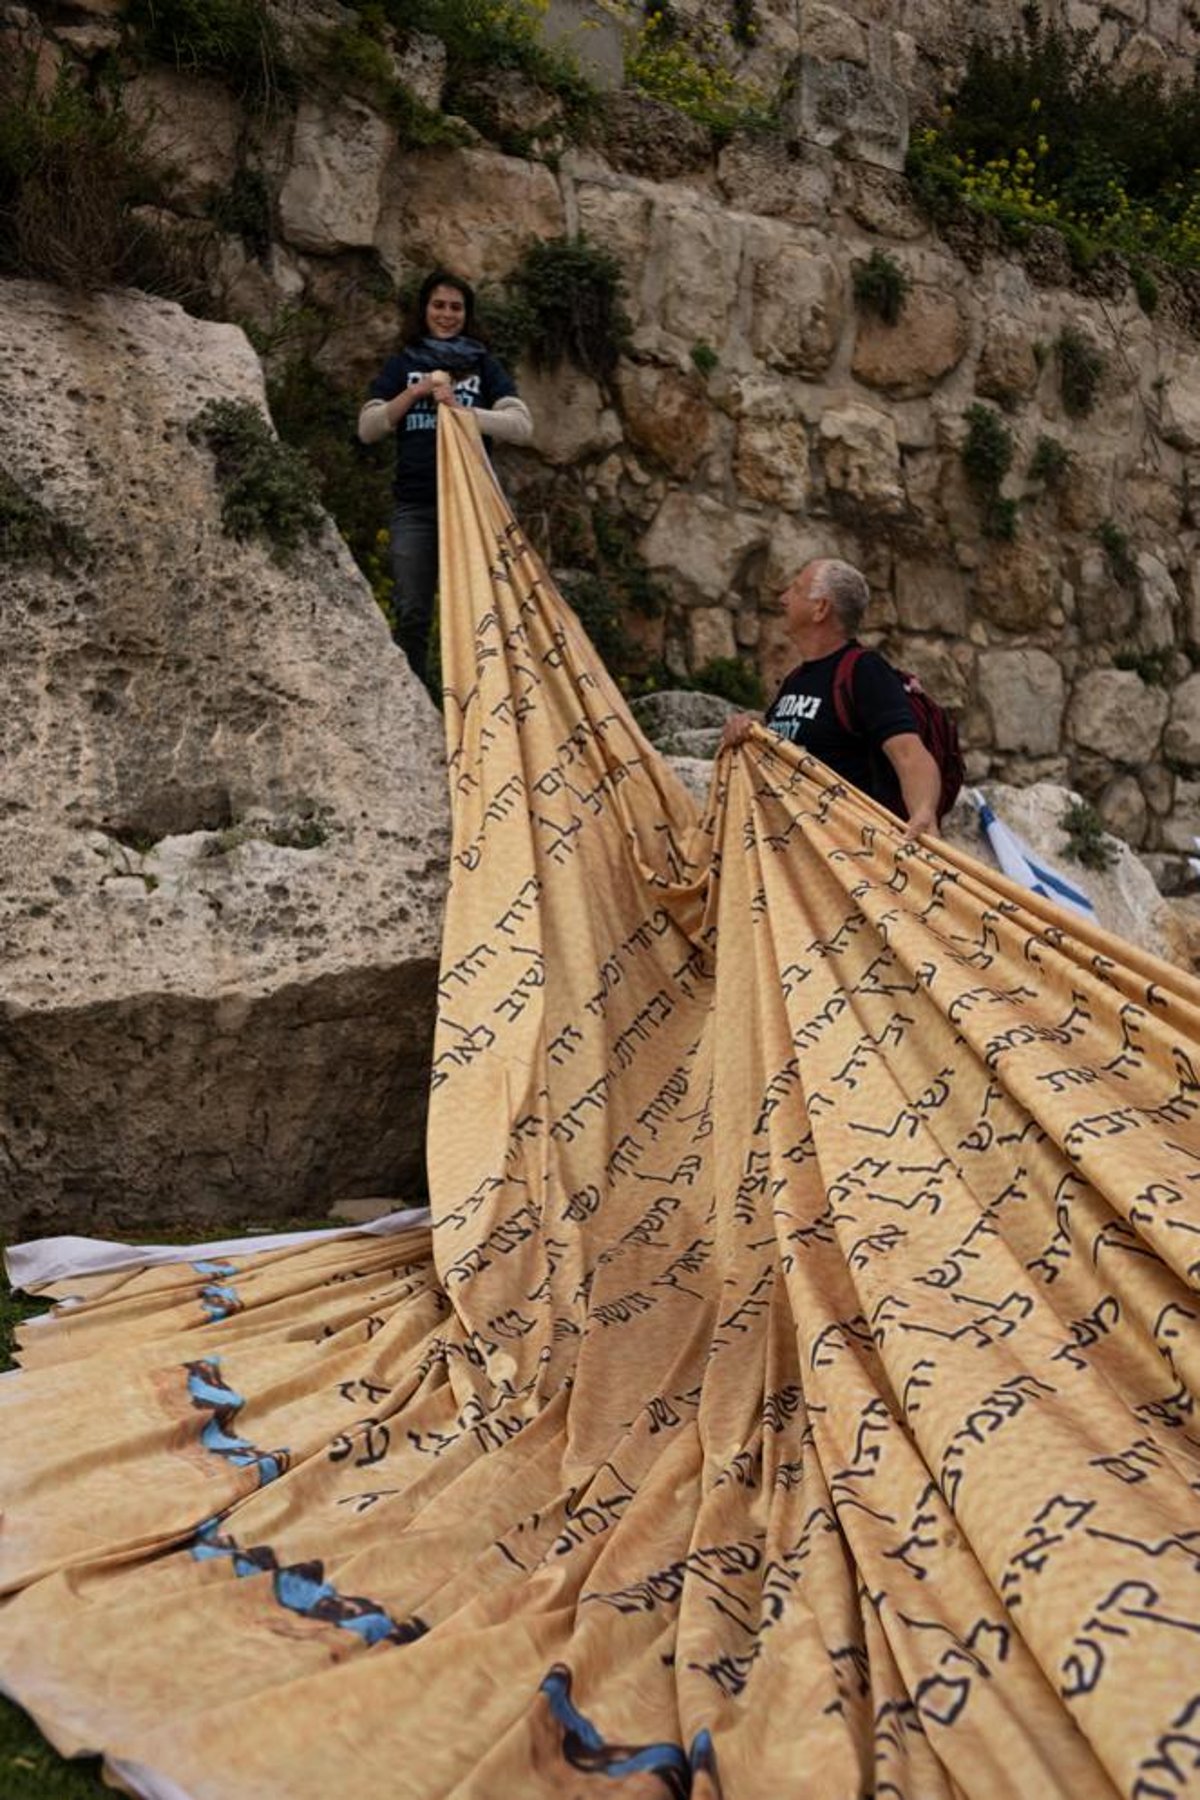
881;732;941;839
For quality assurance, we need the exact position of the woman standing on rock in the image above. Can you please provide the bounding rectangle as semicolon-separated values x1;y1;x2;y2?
358;269;533;696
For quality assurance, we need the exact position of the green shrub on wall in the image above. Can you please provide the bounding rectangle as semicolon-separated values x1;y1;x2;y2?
962;403;1019;540
626;7;772;136
482;235;632;380
189;398;324;562
851;250;911;326
906;10;1200;276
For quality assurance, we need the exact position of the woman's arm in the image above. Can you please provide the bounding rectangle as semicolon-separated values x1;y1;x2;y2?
357;376;438;444
467;395;533;445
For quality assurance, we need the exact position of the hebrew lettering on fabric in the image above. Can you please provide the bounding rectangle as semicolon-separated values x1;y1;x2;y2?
2;409;1200;1798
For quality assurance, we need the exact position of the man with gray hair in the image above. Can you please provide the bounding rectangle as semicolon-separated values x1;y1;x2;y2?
722;558;942;838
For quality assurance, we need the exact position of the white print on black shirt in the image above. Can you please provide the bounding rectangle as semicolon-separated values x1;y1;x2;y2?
770;692;822;740
404;370;482;431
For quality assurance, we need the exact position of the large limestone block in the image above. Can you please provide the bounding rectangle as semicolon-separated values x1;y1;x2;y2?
1135;552;1180;652
717;136;833;223
375;148;564;284
639;494;767;603
798;0;869;63
657;201;743;347
0;281;449;1234
575;180;655;273
279;96;391;253
851;283;968;398
894;557;967;634
784;55;909;171
616;362;713;479
1070;668;1170;763
977;649;1065;753
974;541;1057;633
1160;374;1200;451
687;606;738;668
1165;673;1200;768
818;401;904;515
123;69;243;217
747;224;844;377
734;417;810;508
516;366;621;465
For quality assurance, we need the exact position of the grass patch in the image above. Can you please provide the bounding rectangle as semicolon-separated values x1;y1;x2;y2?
626;6;773;137
0;57;208;298
127;0;291;104
1028;434;1071;488
691;655;764;709
1097;517;1137;587
1113;645;1172;686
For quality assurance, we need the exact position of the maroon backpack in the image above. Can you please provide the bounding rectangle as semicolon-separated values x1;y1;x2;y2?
831;645;964;822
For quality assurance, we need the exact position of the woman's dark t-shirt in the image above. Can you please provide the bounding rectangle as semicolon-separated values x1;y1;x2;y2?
764;642;917;818
369;350;517;503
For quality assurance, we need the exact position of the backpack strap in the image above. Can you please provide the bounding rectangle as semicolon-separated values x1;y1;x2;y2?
831;644;867;734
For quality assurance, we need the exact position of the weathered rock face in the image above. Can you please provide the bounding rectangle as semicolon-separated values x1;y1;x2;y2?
0;282;449;1235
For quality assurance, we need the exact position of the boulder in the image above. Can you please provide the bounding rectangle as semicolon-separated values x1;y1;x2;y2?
0;281;449;1236
942;780;1181;965
851;283;969;398
634;690;738;760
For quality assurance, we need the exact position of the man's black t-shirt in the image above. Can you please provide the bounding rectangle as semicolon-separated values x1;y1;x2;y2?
764;642;917;817
369;350;517;503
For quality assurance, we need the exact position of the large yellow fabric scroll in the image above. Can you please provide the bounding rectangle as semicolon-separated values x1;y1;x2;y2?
4;409;1200;1799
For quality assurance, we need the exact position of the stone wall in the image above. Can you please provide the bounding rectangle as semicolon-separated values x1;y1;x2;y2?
9;0;1200;875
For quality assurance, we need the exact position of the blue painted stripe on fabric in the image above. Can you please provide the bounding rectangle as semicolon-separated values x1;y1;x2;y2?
540;1669;690;1779
186;1361;287;1486
189;1519;424;1649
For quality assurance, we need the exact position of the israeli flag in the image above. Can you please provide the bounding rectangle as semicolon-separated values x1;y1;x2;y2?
969;790;1097;921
